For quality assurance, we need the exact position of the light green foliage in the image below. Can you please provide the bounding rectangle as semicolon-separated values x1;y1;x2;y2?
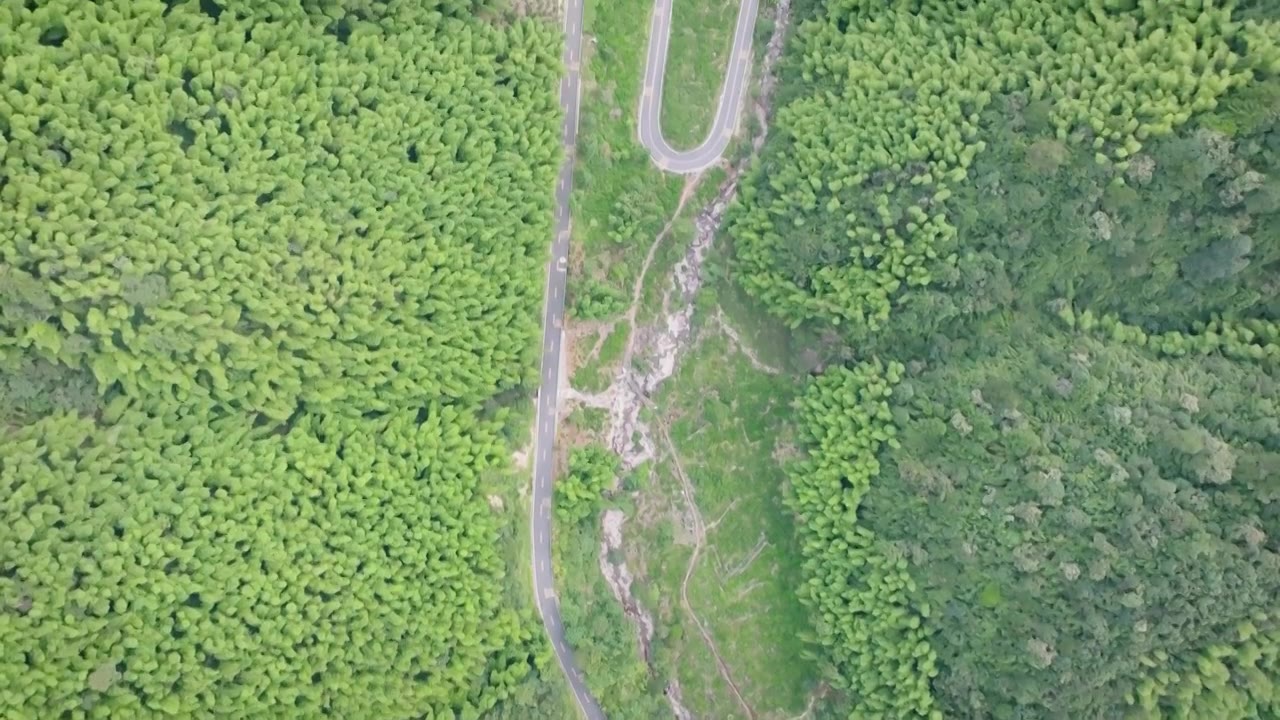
1067;310;1280;365
606;183;664;245
556;445;618;524
790;362;940;718
1;404;540;718
570;278;629;320
1129;616;1280;720
0;0;560;419
728;0;1278;332
0;0;561;717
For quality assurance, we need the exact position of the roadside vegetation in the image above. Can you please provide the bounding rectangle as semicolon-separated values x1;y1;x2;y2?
568;0;685;311
553;449;669;719
483;460;579;720
659;0;745;149
0;1;563;717
567;0;750;321
641;322;820;717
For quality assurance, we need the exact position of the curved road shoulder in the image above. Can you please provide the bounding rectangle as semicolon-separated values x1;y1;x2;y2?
638;0;760;173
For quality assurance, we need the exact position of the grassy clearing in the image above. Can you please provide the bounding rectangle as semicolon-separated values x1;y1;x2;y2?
672;338;815;715
659;0;745;149
571;0;684;294
627;300;816;717
595;323;628;368
567;405;609;435
621;213;815;718
571;322;625;394
639;451;745;715
637;222;824;720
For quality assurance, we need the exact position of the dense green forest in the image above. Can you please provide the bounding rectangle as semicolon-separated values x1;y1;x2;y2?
731;0;1279;335
730;0;1280;717
0;0;561;717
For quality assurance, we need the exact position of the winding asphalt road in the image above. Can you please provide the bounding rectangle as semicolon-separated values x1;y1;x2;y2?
530;0;605;718
638;0;760;173
530;0;758;716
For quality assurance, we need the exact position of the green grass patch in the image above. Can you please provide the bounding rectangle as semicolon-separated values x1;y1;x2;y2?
640;452;745;716
630;323;817;717
596;322;628;368
572;323;627;393
668;333;815;714
571;355;614;395
635;213;694;325
567;404;610;435
706;238;801;373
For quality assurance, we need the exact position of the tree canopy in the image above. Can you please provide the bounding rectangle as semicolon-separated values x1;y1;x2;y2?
729;0;1279;336
744;1;1280;718
0;0;562;717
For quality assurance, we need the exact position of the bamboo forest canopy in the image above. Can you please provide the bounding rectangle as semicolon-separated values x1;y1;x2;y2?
735;0;1280;718
729;0;1279;334
1;0;561;718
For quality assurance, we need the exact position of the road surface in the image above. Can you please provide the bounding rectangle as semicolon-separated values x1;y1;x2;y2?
638;0;760;173
529;0;604;718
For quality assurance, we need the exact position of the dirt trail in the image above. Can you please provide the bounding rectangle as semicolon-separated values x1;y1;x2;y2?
785;683;831;720
712;309;782;375
665;679;696;720
656;416;757;719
